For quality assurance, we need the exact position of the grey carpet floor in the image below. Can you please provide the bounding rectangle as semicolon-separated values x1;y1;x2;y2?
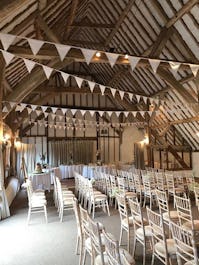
0;182;170;265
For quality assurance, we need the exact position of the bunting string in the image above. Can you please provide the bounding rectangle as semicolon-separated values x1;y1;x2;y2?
0;33;198;76
0;48;161;105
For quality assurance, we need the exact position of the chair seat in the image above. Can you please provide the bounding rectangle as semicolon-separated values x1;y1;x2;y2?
155;239;176;257
85;237;92;251
134;216;148;226
30;199;47;207
122;216;134;227
136;225;152;240
182;220;199;231
174;187;184;193
125;192;137;198
163;210;178;222
92;195;108;201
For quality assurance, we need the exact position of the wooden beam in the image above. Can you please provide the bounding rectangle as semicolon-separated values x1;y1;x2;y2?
151;129;190;168
67;23;114;29
153;74;196;97
150;144;191;151
5;58;74;103
37;14;60;43
150;27;175;57
105;0;136;46
63;0;79;40
166;0;198;28
157;68;199;113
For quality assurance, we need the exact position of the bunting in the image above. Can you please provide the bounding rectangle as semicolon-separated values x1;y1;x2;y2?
106;52;119;67
55;44;70;61
0;33;16;50
1;50;14;65
27;38;44;55
81;48;96;64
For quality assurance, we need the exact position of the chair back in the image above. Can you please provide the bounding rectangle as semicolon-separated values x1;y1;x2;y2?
73;198;82;238
171;222;199;265
155;172;166;191
174;195;193;228
102;229;121;265
156;189;169;214
116;194;129;224
128;198;145;232
88;216;105;265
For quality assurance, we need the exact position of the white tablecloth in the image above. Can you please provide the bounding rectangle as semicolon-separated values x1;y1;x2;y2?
59;165;83;179
29;172;51;191
82;166;96;179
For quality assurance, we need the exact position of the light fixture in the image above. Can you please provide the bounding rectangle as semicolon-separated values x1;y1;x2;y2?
124;54;129;59
196;132;199;137
96;52;101;58
15;137;21;149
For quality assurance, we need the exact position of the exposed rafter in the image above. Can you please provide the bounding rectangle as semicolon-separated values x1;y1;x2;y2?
104;0;136;46
63;0;79;40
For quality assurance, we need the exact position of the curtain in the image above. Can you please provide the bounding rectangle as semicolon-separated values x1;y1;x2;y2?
16;143;36;183
134;143;145;169
48;139;95;166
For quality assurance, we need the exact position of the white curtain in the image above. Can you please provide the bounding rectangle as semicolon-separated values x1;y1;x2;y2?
48;140;94;166
16;143;36;183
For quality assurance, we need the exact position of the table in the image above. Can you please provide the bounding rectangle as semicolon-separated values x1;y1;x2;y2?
82;166;96;179
59;165;83;179
29;172;51;191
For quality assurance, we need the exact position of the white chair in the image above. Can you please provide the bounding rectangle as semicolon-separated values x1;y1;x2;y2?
128;198;152;265
87;181;110;219
56;177;75;222
116;194;133;252
26;180;48;224
147;207;177;265
171;221;199;265
102;229;135;265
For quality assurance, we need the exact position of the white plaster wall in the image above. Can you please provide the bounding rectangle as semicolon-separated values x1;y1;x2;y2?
120;126;144;163
192;152;199;178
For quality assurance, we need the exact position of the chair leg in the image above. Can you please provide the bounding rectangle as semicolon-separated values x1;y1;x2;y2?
76;235;80;254
106;200;110;216
44;205;48;223
27;207;31;225
143;243;146;265
119;226;123;246
132;236;136;257
151;253;155;265
92;202;95;219
60;207;64;222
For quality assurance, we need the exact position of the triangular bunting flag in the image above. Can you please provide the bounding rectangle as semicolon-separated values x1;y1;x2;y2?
99;85;106;95
81;48;96;64
128;56;140;71
75;76;83;88
41;106;48;112
119;90;125;100
128;93;133;101
140;111;145;117
15;105;22;112
115;111;121;117
98;111;104;117
31;105;37;111
44;112;48;118
107;111;112;117
55;44;71;61
60;72;69;83
71;109;76;116
42;65;53;79
9;102;16;109
90;110;95;117
51;107;57;114
80;110;87;116
169;62;181;71
110;88;116;97
0;33;16;50
142;96;148;104
1;50;14;65
148;111;152;116
2;106;8;112
27;107;32;114
148;59;161;73
20;103;27;112
88;81;95;92
27;38;44;55
123;111;128;117
105;52;119;67
136;95;141;102
131;112;137;117
190;64;199;77
62;108;68;115
23;58;35;73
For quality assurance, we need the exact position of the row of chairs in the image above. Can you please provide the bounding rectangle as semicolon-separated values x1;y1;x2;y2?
73;198;135;265
75;172;110;218
116;189;199;265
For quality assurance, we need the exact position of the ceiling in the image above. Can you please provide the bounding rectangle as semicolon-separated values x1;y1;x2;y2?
0;0;199;149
